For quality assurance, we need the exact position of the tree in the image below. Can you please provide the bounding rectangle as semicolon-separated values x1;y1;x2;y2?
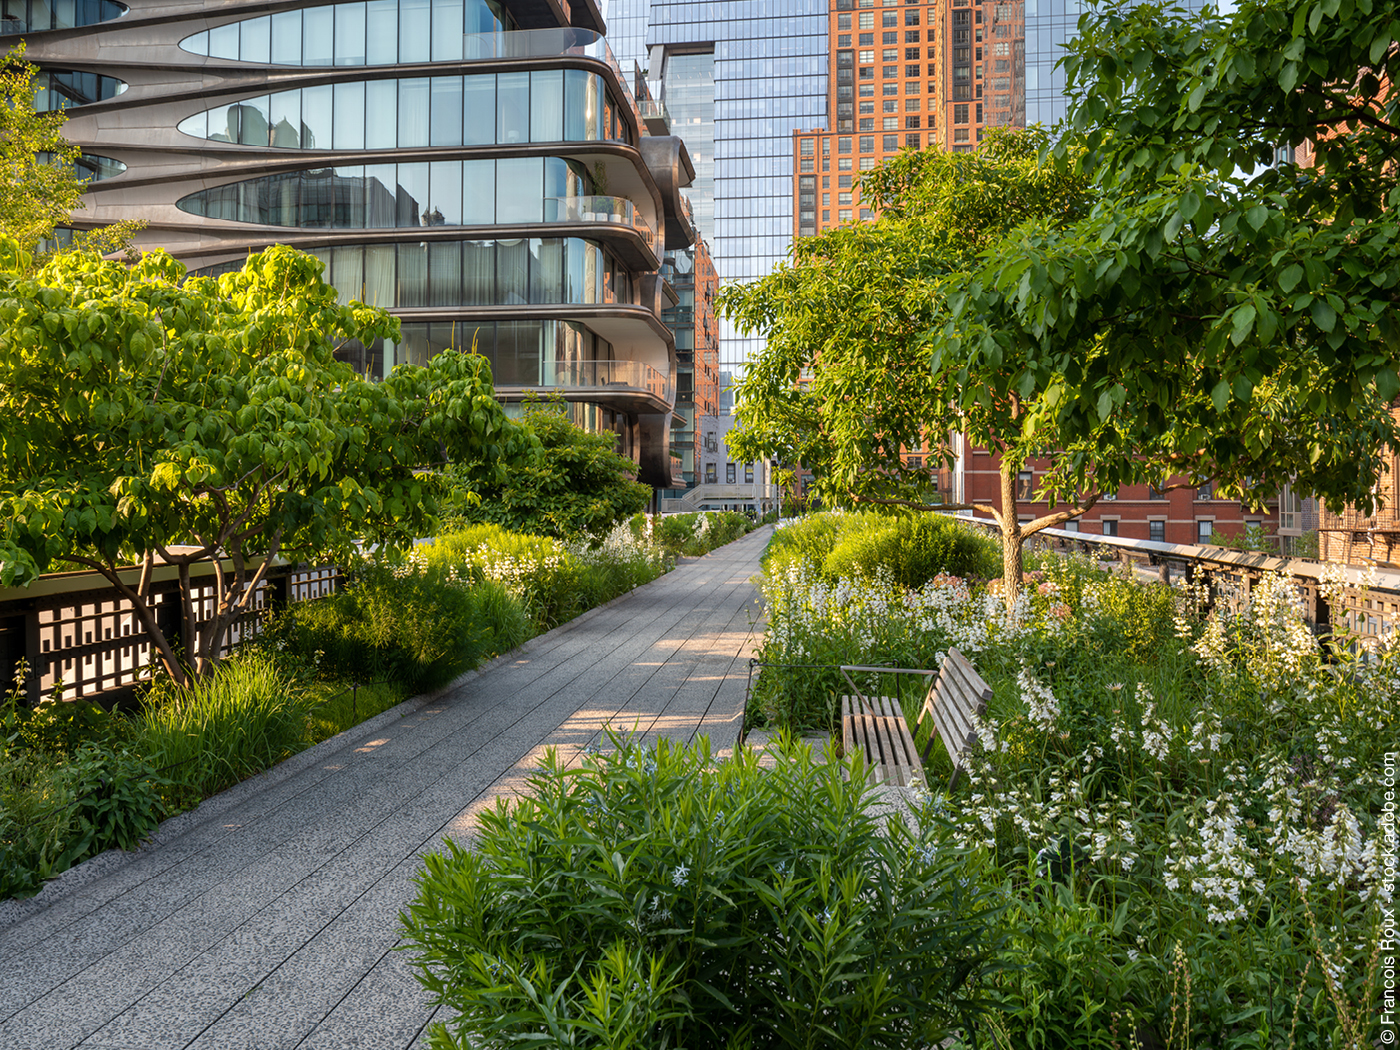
0;44;141;255
722;128;1126;602
447;400;651;540
725;0;1400;605
0;241;532;683
958;0;1400;532
1;44;83;251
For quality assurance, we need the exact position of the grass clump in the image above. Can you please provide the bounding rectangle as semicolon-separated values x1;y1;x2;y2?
130;651;310;808
402;734;1002;1050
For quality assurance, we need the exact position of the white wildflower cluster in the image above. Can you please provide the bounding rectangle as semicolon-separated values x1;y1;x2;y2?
1016;666;1061;729
1257;755;1391;906
1186;706;1224;763
952;746;1138;871
1163;797;1264;923
1190;572;1320;696
1137;685;1174;763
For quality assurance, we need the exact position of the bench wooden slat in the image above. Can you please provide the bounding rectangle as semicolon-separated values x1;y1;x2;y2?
838;649;991;791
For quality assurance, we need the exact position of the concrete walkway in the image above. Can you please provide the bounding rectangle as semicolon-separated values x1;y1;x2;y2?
0;527;771;1050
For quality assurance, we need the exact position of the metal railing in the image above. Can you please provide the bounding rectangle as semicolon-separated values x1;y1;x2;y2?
0;561;341;706
503;358;673;403
543;196;655;250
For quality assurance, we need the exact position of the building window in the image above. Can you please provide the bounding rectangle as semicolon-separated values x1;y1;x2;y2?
882;134;897;151
1102;519;1119;537
1149;485;1166;500
705;463;716;484
1015;470;1033;501
838;13;852;28
1196;519;1214;544
858;48;874;62
883;116;898;129
839;157;853;170
954;103;969;123
745;463;754;483
905;116;919;129
953;128;970;142
884;31;897;44
839;208;853;221
859;135;874;152
1197;481;1213;500
838;136;852;153
905;98;921;111
1101;490;1117;501
726;462;736;484
905;9;919;23
860;118;874;131
859;156;875;170
905;133;920;147
838;192;853;204
859;10;874;28
1062;519;1080;533
838;174;853;187
1149;520;1166;543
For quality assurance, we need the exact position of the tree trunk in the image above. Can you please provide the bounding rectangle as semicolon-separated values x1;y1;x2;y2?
999;460;1024;609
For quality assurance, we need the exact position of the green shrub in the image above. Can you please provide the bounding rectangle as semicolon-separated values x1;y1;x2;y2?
760;513;846;576
821;513;1000;588
654;512;755;558
59;743;168;863
0;748;76;897
130;651;310;806
274;563;531;690
402;735;1002;1050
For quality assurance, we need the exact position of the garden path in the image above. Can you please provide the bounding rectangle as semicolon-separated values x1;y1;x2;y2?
0;526;772;1050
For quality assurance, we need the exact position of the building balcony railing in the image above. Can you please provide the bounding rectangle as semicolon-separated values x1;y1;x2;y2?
502;358;673;404
638;98;671;134
544;196;654;251
460;28;639;116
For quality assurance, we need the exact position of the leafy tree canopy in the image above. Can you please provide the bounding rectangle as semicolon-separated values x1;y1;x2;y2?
0;45;141;256
0;241;532;681
954;0;1400;513
448;400;651;540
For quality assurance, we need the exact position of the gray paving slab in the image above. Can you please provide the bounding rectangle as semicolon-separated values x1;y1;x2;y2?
0;527;771;1050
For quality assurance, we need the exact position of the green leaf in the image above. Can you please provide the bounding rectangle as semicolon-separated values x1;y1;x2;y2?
1376;368;1400;401
1210;379;1231;413
1245;205;1269;231
1278;264;1304;293
1230;304;1257;346
1312;299;1337;333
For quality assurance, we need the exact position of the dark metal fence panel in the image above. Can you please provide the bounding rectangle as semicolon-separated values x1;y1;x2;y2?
0;561;342;706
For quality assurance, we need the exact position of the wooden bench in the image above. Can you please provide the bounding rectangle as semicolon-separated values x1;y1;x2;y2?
840;648;993;790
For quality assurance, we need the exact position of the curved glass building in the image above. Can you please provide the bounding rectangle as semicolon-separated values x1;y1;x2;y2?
9;0;696;488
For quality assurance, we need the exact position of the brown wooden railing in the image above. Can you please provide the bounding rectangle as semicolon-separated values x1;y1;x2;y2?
955;516;1399;649
0;560;340;707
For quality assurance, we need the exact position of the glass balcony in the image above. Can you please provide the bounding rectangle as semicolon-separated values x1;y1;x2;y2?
518;358;674;404
638;98;671;134
544;196;654;251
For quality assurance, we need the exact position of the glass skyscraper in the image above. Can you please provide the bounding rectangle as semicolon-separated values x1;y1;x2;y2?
607;0;828;409
11;0;700;489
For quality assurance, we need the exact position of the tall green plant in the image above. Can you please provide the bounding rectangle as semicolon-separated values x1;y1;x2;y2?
402;736;1003;1050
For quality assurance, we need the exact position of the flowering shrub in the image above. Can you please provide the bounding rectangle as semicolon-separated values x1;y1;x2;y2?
756;514;1397;1048
654;511;755;558
402;735;1002;1050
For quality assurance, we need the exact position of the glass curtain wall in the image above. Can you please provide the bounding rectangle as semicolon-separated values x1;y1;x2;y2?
636;0;828;410
177;157;589;228
176;70;631;148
